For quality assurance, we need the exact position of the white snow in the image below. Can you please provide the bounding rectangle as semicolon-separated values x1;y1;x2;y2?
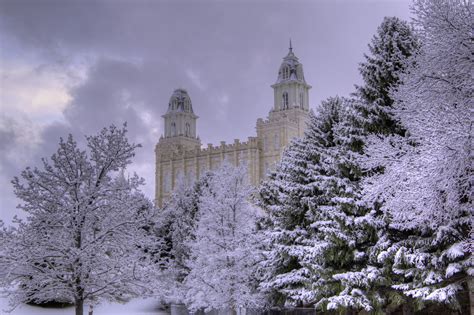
0;297;169;315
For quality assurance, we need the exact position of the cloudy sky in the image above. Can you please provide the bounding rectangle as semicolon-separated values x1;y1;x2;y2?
0;0;412;223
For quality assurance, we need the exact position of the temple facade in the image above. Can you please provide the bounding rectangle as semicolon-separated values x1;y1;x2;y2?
155;44;311;207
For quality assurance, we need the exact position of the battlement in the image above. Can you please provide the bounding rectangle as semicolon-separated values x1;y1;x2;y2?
156;136;260;161
201;137;256;152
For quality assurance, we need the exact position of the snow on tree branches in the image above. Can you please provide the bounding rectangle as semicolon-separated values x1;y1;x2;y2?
184;162;264;312
258;12;425;314
259;98;386;312
0;124;157;315
361;0;473;311
153;174;211;304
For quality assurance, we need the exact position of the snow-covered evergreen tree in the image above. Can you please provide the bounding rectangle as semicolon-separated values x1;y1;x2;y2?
356;16;420;135
362;0;473;311
259;97;386;312
353;15;422;314
258;101;343;307
259;15;421;314
0;125;157;315
313;99;389;313
184;162;263;312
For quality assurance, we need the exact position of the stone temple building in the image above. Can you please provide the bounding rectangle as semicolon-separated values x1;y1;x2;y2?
155;44;311;207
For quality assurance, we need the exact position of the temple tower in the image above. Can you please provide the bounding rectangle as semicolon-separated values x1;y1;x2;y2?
161;88;200;149
155;89;201;206
256;41;311;177
271;40;311;112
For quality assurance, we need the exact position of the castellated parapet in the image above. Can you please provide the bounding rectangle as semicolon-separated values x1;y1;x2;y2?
155;44;311;207
155;136;262;207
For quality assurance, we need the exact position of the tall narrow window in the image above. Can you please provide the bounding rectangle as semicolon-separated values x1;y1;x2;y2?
299;92;304;107
171;122;176;136
184;100;190;112
282;92;289;110
282;66;289;79
274;133;279;150
185;123;190;137
163;171;171;192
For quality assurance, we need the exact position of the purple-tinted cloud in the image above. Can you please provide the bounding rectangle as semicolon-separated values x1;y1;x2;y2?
0;0;412;223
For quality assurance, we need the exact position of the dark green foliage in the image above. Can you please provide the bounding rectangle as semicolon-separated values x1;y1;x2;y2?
356;16;420;135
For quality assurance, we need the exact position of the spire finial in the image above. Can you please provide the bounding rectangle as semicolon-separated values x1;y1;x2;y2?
289;38;293;52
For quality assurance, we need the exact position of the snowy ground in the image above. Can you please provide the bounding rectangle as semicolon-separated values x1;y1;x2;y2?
0;297;170;315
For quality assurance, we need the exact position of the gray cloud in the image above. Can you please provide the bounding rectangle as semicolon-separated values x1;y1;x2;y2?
0;0;412;223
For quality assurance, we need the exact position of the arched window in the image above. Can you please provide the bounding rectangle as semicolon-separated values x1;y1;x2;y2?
185;123;191;137
282;92;289;110
182;99;189;112
299;92;304;107
282;66;289;79
171;122;176;136
177;100;183;110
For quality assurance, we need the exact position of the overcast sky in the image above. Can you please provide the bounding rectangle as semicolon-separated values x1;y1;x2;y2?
0;0;413;223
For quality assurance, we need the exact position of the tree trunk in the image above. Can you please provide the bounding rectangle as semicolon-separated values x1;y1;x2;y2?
75;299;84;315
468;277;474;315
345;308;356;315
402;303;414;315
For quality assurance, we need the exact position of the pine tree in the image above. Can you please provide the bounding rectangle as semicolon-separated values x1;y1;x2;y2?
184;162;263;312
356;16;420;135
351;15;422;314
324;19;420;312
259;98;381;312
305;98;393;313
259;15;421;314
258;132;322;307
0;125;157;315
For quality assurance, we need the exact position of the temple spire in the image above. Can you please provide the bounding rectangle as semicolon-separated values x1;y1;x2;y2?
272;45;311;112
